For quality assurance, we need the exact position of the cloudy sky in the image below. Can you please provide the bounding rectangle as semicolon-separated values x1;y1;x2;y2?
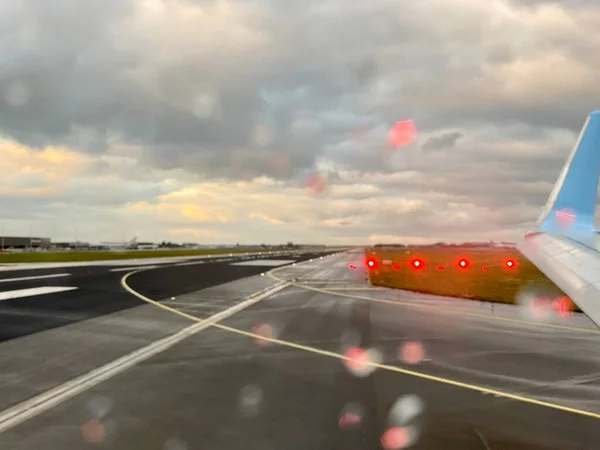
1;0;599;245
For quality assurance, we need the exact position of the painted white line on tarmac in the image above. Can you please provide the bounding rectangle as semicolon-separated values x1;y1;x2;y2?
0;273;71;283
109;265;158;273
0;287;78;301
230;259;296;267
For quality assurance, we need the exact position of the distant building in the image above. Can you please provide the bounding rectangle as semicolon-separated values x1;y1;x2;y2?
0;236;51;250
53;242;91;250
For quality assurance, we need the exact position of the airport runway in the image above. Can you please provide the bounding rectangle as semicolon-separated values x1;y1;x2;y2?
0;251;322;342
0;251;599;449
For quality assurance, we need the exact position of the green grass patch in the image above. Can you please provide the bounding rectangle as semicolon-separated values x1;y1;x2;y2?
0;247;266;263
365;247;578;311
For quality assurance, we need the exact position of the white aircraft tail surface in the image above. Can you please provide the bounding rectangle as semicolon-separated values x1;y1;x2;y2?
518;110;600;328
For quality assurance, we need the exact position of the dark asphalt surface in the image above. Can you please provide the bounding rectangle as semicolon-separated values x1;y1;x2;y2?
0;253;598;449
0;252;330;342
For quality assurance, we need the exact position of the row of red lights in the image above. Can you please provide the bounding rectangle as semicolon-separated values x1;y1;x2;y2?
361;258;516;271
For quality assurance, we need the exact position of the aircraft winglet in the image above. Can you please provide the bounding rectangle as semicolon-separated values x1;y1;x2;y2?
537;111;600;241
519;111;600;330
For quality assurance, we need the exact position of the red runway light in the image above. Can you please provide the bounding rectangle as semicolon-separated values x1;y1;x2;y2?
505;259;516;268
410;259;423;269
349;264;356;270
458;259;470;268
481;266;489;271
366;258;377;269
392;264;401;271
436;265;444;271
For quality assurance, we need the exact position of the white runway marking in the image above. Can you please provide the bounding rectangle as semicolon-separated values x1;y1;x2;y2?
0;273;71;283
230;259;296;267
109;265;158;272
0;286;78;301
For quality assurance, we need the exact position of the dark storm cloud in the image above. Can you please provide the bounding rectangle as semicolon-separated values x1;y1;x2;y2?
0;0;328;178
2;0;598;181
427;105;594;135
423;131;464;152
0;0;135;148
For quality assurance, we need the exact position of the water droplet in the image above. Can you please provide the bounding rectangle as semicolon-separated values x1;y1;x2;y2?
381;426;410;450
87;396;113;419
252;323;274;346
399;341;425;365
164;438;188;450
339;403;364;429
81;419;105;445
389;394;424;424
239;384;263;417
340;329;361;352
343;347;381;377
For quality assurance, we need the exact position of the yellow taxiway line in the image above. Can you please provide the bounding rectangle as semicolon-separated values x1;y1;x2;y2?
121;266;600;420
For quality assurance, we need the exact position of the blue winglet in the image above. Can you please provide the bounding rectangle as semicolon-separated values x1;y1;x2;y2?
537;111;600;243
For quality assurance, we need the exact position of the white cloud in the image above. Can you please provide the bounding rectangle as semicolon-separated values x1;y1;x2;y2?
1;0;597;244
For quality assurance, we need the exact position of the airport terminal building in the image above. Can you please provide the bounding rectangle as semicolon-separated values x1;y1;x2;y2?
0;236;52;250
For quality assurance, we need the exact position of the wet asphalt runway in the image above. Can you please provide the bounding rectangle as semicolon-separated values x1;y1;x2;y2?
0;252;599;449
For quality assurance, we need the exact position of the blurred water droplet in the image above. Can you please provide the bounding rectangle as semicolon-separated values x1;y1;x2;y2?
388;120;417;149
164;437;188;450
516;286;566;323
269;153;290;176
553;296;574;318
239;384;263;417
81;418;105;445
385;394;425;448
252;322;274;345
389;395;424;424
555;208;576;229
399;341;425;365
339;403;364;429
192;88;219;119
251;124;274;147
340;329;361;352
368;348;383;364
343;347;381;377
339;412;361;428
87;396;113;419
381;426;410;450
305;174;328;197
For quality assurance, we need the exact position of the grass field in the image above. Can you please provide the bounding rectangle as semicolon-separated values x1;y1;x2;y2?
0;247;276;263
365;246;578;310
